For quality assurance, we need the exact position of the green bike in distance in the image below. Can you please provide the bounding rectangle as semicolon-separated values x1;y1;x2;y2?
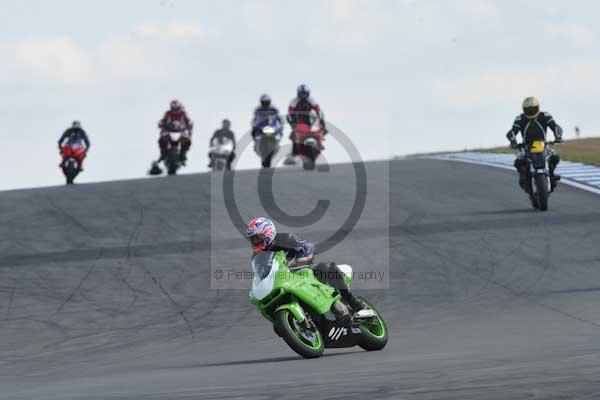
249;251;388;359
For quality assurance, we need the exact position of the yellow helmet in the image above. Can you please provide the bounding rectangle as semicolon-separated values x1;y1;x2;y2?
522;97;540;119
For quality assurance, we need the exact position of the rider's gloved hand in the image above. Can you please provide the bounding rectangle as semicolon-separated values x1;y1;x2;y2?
554;136;563;144
297;255;314;266
509;139;518;149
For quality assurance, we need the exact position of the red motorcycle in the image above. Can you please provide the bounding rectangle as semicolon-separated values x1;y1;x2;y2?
293;120;325;170
60;143;86;184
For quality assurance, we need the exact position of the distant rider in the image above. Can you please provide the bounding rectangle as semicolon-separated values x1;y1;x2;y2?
506;97;563;190
208;119;236;170
251;94;282;140
245;217;365;312
158;99;193;165
285;84;326;163
58;121;90;170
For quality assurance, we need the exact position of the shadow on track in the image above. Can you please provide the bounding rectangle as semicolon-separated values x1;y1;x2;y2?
467;208;534;216
189;350;365;368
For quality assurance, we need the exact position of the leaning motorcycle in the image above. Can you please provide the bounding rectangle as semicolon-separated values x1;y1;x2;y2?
210;136;234;171
60;143;86;185
516;140;558;211
255;117;283;168
250;251;388;359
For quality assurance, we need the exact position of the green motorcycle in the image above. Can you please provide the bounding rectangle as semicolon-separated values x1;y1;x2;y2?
249;251;388;358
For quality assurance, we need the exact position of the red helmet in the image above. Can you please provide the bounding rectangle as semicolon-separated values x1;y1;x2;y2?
245;217;277;253
170;99;182;111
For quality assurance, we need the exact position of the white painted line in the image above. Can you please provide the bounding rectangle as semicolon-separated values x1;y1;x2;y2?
559;170;592;174
562;173;600;178
561;167;600;171
430;155;600;196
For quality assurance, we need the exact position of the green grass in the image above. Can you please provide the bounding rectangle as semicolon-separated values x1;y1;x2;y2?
408;137;600;166
477;137;600;165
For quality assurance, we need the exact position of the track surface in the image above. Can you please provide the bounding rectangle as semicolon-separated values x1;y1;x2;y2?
1;159;600;399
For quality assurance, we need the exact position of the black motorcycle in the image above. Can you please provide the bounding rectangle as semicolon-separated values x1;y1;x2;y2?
516;140;558;211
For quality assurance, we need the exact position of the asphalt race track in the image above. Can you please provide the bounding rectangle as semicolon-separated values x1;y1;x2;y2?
1;159;600;399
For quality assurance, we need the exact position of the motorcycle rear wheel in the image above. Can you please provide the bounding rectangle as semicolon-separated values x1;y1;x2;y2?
64;162;78;185
357;297;388;351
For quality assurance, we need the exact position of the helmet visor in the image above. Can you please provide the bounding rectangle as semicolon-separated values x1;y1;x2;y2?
249;235;264;247
524;106;539;118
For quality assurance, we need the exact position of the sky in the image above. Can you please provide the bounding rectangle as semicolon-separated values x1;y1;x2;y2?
1;0;599;190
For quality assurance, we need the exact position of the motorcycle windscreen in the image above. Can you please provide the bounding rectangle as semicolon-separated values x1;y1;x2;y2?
252;251;275;280
212;139;234;155
250;251;279;300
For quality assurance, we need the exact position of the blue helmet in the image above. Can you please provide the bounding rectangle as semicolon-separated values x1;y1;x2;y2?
260;94;271;107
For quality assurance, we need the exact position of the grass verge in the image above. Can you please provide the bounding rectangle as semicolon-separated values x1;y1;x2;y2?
410;137;600;166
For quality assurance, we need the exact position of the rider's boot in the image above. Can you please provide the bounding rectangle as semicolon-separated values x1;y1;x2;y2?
180;150;188;166
159;148;167;161
518;171;527;190
550;173;561;191
340;289;366;312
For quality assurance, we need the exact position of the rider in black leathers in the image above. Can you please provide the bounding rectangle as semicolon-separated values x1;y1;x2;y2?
58;121;90;150
208;119;236;170
506;97;563;189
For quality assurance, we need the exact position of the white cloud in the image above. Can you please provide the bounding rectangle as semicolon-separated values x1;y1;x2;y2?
0;21;209;85
242;0;275;36
134;21;207;41
457;0;499;20
545;24;595;48
306;0;391;49
432;61;600;110
97;37;170;80
0;36;95;85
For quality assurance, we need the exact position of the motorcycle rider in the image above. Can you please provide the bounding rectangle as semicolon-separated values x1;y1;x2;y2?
506;97;563;190
245;217;365;313
208;119;236;170
285;84;326;163
158;99;193;165
58;121;90;170
251;94;282;140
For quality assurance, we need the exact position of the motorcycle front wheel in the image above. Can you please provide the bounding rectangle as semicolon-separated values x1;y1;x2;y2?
167;149;179;175
274;309;324;359
302;147;316;170
535;174;549;211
